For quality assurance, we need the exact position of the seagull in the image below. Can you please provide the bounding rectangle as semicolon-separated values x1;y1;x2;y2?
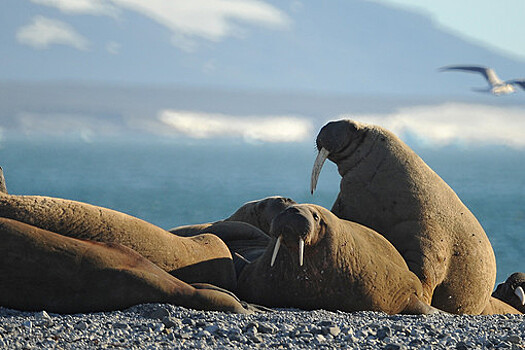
439;65;525;95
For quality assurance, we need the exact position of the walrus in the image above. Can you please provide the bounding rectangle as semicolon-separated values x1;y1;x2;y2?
235;203;437;315
0;192;236;291
311;119;497;314
170;196;297;236
169;196;297;273
491;273;525;313
0;217;254;314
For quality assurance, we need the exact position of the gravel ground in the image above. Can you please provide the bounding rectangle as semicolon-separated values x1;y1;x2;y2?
0;304;523;349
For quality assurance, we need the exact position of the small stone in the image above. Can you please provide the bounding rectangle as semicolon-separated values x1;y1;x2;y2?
152;323;165;332
456;341;469;350
182;318;194;326
318;320;335;327
325;325;341;337
144;305;170;320
205;325;219;334
112;322;129;330
314;334;326;343
384;343;402;350
180;331;192;339
161;316;181;328
228;328;242;341
505;335;521;344
377;326;392;340
249;333;263;343
257;322;277;334
409;338;423;347
22;320;32;330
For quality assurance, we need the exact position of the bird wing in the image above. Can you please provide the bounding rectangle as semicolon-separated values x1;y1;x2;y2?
506;79;525;90
439;65;504;86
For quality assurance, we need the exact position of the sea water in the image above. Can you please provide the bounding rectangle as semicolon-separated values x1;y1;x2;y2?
1;136;523;284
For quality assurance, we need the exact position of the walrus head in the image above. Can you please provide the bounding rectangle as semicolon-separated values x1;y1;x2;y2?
311;120;369;194
268;204;328;267
492;272;525;313
227;196;297;234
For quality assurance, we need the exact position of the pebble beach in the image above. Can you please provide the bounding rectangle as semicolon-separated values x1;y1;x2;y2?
1;304;523;349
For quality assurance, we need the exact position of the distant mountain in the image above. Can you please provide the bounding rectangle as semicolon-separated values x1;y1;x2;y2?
2;0;525;95
1;82;524;143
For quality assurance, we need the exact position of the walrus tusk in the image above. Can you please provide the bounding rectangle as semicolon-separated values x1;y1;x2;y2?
234;252;252;264
270;235;282;267
311;147;330;194
299;237;304;266
515;286;525;305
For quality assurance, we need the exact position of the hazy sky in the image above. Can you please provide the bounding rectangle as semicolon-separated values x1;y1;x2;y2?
373;0;525;60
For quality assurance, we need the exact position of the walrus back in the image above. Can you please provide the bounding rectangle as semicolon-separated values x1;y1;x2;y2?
0;193;236;290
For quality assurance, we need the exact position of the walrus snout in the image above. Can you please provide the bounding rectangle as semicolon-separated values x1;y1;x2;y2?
315;120;358;154
312;120;362;194
269;205;317;267
492;272;525;312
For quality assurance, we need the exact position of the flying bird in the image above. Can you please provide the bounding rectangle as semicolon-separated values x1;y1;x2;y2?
439;65;525;95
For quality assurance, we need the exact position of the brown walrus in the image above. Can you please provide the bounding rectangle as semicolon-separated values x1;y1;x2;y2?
0;192;236;291
169;196;296;273
491;273;525;313
235;203;437;315
170;196;297;236
0;217;253;314
311;119;497;314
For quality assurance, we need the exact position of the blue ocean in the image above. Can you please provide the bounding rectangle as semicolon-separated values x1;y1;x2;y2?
1;136;523;284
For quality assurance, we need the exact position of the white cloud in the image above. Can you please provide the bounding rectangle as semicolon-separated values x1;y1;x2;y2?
344;103;525;148
105;41;121;54
16;16;89;50
159;110;312;143
28;0;290;51
29;0;119;17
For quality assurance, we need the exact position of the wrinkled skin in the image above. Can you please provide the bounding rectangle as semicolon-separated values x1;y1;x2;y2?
491;273;525;313
0;192;236;290
236;204;437;315
312;120;496;314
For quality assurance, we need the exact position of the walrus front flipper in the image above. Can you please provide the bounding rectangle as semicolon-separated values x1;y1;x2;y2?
0;218;251;314
481;296;522;315
0;167;7;194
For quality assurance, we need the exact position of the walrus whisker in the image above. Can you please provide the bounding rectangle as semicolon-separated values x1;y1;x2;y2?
311;147;329;194
299;237;304;266
515;286;525;305
270;235;282;267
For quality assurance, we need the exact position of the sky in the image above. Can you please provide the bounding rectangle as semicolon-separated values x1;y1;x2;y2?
3;0;525;94
373;0;525;61
6;0;524;59
3;0;525;148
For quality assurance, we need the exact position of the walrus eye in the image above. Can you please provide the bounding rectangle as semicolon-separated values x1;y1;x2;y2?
313;213;320;222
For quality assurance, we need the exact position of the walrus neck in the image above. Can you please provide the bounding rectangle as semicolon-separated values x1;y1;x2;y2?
334;129;383;177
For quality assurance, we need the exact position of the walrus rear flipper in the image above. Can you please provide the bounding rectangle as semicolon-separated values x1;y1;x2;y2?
191;282;274;313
